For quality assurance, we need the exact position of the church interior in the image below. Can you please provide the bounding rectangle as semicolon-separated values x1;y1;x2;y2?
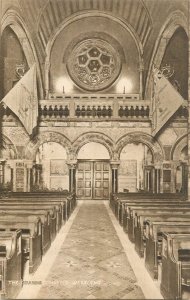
0;0;190;299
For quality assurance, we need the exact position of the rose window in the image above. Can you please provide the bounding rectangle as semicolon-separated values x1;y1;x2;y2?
67;39;121;91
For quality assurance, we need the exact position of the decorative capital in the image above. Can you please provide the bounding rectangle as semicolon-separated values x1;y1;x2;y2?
110;160;120;169
67;160;77;169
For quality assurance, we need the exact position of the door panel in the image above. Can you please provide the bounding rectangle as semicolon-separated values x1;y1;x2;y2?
76;161;110;199
77;162;93;199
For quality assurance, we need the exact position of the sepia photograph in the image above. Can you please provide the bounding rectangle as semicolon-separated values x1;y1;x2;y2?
0;0;189;299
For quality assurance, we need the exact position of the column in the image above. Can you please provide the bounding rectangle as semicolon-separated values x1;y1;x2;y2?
25;161;33;192
45;61;50;99
139;60;144;99
155;168;161;193
67;160;77;193
110;161;120;194
152;167;155;193
147;170;150;191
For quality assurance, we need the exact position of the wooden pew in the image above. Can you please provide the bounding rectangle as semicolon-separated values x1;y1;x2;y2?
121;200;189;228
126;207;190;243
160;233;190;300
1;197;69;222
0;215;42;274
0;230;22;299
9;192;76;218
0;202;62;232
122;201;190;230
110;192;184;217
0;208;55;252
119;196;187;223
144;220;190;279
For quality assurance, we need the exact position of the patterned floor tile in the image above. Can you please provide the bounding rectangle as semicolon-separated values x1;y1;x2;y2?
37;202;144;299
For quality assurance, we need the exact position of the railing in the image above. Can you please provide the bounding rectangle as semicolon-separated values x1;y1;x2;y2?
39;94;151;120
0;94;188;121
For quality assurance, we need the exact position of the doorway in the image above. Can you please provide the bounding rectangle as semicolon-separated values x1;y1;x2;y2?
76;160;110;199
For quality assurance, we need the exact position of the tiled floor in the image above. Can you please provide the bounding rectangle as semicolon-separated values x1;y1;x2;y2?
18;200;162;299
37;201;144;299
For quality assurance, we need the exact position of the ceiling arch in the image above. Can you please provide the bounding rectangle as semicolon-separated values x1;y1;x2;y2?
145;10;188;99
1;9;44;98
37;0;152;51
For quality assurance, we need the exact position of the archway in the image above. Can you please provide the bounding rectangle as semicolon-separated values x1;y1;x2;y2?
172;135;188;196
1;9;43;98
118;143;154;193
0;135;17;192
34;142;69;191
116;132;164;193
145;11;188;99
76;142;111;200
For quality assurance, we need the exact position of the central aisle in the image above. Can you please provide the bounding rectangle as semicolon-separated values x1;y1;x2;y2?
37;201;144;299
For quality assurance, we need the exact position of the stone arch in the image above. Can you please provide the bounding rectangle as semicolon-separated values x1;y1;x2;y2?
1;9;43;98
1;134;18;159
171;134;188;161
145;10;188;98
72;132;114;160
24;131;72;161
44;11;143;96
115;132;164;163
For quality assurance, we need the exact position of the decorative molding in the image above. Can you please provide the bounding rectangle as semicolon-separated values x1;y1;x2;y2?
171;134;188;160
72;132;114;159
24;131;72;160
145;10;188;98
115;132;164;163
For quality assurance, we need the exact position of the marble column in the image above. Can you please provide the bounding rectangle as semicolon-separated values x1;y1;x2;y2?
110;161;120;194
139;61;144;99
67;160;77;193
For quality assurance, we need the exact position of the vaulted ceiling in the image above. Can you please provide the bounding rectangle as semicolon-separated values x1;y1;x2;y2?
0;0;189;97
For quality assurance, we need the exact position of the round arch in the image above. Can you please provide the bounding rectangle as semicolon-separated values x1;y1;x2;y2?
77;142;110;160
24;131;72;161
72;132;114;160
44;11;143;95
115;132;164;163
1;9;43;98
171;134;188;161
145;10;188;98
1;134;18;159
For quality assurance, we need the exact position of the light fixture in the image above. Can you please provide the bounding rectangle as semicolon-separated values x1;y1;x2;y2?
55;77;73;93
116;77;133;93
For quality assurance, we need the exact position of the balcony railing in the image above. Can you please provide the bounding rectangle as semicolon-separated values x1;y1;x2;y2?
0;94;188;122
39;94;151;120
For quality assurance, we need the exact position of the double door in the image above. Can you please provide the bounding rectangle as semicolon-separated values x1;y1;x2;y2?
76;161;110;199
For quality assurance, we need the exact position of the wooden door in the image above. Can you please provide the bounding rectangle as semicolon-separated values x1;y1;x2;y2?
76;161;93;199
93;161;109;199
76;161;110;199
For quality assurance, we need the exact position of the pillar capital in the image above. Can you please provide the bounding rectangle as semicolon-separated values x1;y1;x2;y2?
110;161;120;169
67;160;77;169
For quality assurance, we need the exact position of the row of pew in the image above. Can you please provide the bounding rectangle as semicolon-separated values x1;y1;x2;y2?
110;192;190;300
0;191;77;299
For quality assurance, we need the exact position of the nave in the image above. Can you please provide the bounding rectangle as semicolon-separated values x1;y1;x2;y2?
18;201;162;300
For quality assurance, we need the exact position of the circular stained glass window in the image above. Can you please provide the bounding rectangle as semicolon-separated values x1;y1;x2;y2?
67;39;121;91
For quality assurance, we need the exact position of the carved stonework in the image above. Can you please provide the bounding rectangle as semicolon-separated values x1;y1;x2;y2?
3;127;29;146
24;131;72;160
115;132;164;163
1;134;18;159
171;134;188;160
67;39;121;91
72;132;114;159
